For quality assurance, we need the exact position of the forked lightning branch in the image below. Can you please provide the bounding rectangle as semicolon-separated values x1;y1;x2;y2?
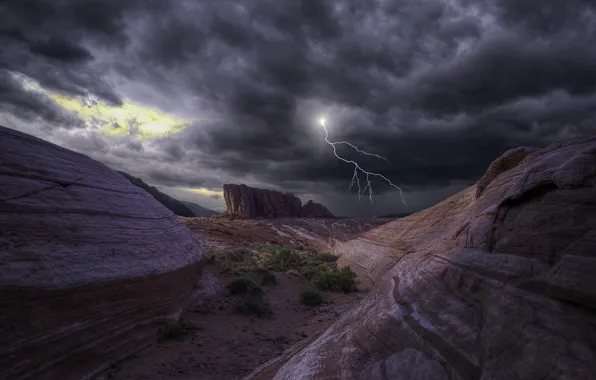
319;117;407;208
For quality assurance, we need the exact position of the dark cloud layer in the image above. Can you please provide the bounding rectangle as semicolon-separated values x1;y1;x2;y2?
1;0;596;216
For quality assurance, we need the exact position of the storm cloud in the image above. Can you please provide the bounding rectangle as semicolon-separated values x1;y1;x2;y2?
1;0;595;216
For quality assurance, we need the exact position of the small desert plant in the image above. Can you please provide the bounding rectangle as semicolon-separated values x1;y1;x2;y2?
307;252;338;264
300;290;324;307
262;245;303;271
247;268;277;285
225;247;253;262
210;248;258;273
204;250;217;263
158;323;202;342
227;278;263;296
315;267;359;293
233;294;273;317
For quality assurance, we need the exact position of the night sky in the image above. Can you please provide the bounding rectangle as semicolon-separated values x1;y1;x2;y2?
1;0;595;216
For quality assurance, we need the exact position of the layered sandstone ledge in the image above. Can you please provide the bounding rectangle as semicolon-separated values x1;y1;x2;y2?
0;126;204;380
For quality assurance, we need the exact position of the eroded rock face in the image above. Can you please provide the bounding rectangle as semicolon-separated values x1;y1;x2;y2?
0;126;204;380
299;200;335;218
259;132;596;380
223;184;334;218
475;146;539;198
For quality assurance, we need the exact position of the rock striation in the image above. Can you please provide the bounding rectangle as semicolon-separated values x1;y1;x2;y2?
0;126;205;380
246;131;596;380
223;184;334;218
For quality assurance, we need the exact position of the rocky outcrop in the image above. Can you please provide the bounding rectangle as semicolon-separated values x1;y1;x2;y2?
299;200;335;218
117;171;196;217
475;146;539;198
247;131;596;380
0;126;205;380
223;184;335;218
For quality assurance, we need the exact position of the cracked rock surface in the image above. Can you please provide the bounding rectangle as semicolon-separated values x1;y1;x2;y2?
0;126;204;380
251;131;596;380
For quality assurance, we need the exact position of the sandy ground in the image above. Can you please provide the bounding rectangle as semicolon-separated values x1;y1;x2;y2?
96;265;363;380
94;216;385;380
183;216;390;253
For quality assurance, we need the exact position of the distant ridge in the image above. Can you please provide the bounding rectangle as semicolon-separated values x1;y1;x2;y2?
181;200;219;217
117;171;196;217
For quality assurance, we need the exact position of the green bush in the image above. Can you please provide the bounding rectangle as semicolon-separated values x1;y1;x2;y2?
233;294;273;318
227;278;263;296
307;252;338;264
315;267;359;293
300;290;324;307
247;268;277;285
209;248;258;273
262;245;303;271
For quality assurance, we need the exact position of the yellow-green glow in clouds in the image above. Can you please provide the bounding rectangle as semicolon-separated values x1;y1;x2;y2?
182;187;224;198
51;94;194;140
10;71;194;140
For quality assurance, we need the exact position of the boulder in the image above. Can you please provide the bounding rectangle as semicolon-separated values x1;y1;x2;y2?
253;131;596;380
223;184;334;218
0;126;205;380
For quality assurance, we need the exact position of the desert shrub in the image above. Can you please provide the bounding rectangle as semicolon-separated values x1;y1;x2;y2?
286;269;300;277
247;268;277;285
227;278;263;296
233;294;273;318
261;245;303;271
307;252;338;264
226;247;253;262
300;290;324;307
158;323;202;342
315;267;359;293
204;250;217;263
210;248;258;273
297;266;319;280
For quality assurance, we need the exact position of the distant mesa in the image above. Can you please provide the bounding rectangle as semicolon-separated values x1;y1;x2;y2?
222;184;335;218
117;171;218;217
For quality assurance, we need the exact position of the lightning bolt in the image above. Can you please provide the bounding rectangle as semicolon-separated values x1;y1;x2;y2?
319;117;407;208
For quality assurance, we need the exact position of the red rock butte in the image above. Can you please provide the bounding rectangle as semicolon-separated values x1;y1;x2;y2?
222;183;335;218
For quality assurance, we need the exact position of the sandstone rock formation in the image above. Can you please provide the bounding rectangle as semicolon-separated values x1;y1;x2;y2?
0;126;205;380
117;170;197;217
475;146;539;198
247;132;596;380
299;200;335;218
223;184;335;218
